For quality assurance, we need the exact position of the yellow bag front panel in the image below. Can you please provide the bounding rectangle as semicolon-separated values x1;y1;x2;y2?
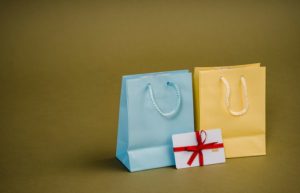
194;64;266;158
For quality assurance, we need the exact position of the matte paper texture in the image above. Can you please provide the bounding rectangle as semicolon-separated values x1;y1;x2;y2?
193;64;266;158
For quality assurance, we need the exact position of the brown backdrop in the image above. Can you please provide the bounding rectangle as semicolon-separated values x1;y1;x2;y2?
0;1;300;193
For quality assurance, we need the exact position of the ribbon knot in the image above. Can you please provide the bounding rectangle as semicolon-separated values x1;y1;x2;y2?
173;130;224;166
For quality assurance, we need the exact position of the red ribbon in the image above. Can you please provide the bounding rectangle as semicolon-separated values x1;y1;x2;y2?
173;130;224;166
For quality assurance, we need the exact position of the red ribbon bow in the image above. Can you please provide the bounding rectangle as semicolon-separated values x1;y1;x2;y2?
173;130;224;166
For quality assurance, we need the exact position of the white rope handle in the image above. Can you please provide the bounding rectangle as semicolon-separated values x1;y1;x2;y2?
147;81;181;118
220;76;249;116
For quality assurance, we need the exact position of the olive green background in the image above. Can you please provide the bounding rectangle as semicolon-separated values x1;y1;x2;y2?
0;1;300;193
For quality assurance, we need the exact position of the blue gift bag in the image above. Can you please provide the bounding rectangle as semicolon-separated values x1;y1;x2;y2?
116;70;194;172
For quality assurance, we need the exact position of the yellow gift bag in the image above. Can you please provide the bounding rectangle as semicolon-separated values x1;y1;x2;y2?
194;63;266;158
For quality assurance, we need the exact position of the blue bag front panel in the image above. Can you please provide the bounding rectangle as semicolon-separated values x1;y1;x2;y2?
126;71;194;171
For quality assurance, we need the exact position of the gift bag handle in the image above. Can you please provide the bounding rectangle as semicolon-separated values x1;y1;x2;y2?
147;81;181;118
220;76;249;116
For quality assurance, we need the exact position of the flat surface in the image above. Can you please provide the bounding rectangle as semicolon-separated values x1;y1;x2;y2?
0;1;300;193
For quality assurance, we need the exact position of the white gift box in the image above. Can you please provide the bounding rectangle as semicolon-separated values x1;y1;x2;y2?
172;129;225;169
